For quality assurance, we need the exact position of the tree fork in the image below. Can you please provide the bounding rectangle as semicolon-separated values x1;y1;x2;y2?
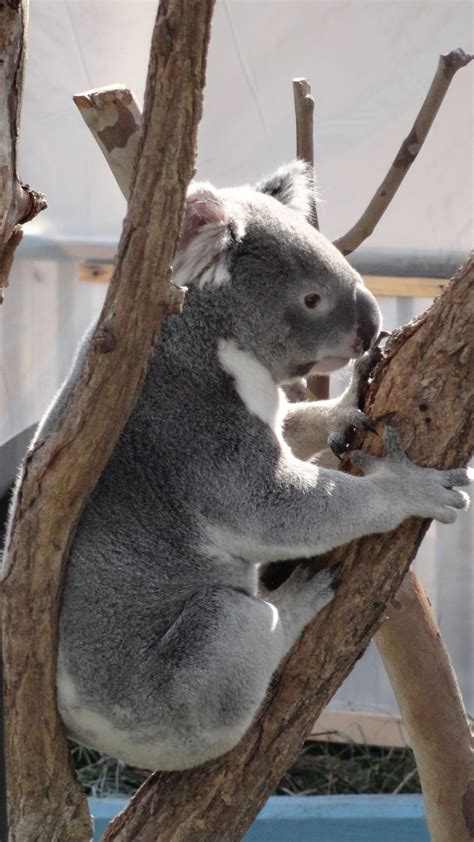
102;260;473;841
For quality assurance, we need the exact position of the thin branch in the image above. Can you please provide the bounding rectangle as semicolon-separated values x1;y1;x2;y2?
292;78;319;229
376;570;473;841
333;49;473;256
1;1;216;839
73;86;142;201
292;77;328;401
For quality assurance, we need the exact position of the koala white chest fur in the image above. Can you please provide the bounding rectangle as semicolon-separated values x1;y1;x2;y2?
9;161;470;771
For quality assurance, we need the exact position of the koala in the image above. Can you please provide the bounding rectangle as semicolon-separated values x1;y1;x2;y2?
8;161;470;772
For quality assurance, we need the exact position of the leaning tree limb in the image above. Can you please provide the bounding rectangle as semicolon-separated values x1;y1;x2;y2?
1;2;215;840
376;571;473;842
102;259;473;841
333;49;473;256
0;0;46;302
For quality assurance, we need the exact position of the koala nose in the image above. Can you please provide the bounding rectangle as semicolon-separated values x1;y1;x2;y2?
355;286;381;352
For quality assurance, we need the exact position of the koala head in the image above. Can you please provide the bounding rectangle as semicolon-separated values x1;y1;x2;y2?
173;161;381;384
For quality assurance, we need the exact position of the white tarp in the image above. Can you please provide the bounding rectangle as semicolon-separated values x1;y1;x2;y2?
1;0;472;728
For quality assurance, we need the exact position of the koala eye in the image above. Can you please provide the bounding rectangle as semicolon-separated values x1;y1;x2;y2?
304;293;321;309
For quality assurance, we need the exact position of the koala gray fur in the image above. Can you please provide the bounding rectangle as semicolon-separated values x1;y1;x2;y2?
5;162;470;772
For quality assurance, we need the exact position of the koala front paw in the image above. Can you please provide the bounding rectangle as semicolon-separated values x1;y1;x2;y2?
350;422;472;525
327;347;383;458
328;408;376;459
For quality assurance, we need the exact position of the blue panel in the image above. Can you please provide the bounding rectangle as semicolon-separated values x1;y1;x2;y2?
89;794;430;842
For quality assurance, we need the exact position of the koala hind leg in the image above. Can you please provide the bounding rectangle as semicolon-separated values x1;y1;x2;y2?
145;578;334;770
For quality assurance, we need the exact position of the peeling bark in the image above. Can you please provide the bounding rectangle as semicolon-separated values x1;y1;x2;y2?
73;86;142;201
1;2;215;840
102;260;473;841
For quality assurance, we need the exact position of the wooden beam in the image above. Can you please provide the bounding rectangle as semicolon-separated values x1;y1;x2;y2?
365;275;449;298
311;710;410;748
79;263;450;299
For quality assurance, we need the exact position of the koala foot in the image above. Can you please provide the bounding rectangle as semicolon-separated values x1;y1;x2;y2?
276;562;338;613
350;422;471;524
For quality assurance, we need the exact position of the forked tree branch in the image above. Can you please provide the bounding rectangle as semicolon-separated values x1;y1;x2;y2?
101;258;473;842
376;570;473;841
0;0;46;302
1;2;215;840
333;48;473;256
75;69;474;842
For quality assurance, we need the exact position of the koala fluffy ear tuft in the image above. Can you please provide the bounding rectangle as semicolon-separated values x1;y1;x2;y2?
174;184;236;288
256;160;316;222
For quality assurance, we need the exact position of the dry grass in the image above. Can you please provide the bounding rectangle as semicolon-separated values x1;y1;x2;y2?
70;734;421;799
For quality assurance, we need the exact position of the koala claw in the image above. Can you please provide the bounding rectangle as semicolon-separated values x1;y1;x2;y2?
328;409;377;458
383;421;409;462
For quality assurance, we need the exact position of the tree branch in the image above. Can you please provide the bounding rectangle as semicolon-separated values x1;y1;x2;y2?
292;77;328;401
101;258;473;841
73;86;142;201
376;570;473;841
0;0;46;302
1;2;215;840
333;49;473;256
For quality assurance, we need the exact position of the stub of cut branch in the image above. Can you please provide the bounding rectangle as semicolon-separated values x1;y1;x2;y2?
1;1;216;840
102;259;473;841
73;86;142;201
376;570;474;842
0;2;46;302
334;48;473;256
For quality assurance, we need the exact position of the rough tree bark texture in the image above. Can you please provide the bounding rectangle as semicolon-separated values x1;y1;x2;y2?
376;571;474;842
1;2;215;840
102;259;473;841
0;0;46;300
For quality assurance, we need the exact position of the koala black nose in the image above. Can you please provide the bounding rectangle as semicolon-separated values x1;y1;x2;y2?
355;286;382;352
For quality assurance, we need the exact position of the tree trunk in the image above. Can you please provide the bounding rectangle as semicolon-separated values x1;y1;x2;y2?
1;2;215;840
102;258;473;841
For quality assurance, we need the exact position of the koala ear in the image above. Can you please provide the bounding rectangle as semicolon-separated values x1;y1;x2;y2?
173;183;236;288
255;160;315;222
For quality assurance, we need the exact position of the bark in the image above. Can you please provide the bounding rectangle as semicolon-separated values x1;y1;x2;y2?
376;571;473;842
0;0;46;301
102;259;473;841
73;86;142;201
333;49;473;256
1;2;215;840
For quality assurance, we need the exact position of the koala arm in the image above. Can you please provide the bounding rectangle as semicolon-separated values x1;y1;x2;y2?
283;392;372;462
213;425;470;565
283;353;379;461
